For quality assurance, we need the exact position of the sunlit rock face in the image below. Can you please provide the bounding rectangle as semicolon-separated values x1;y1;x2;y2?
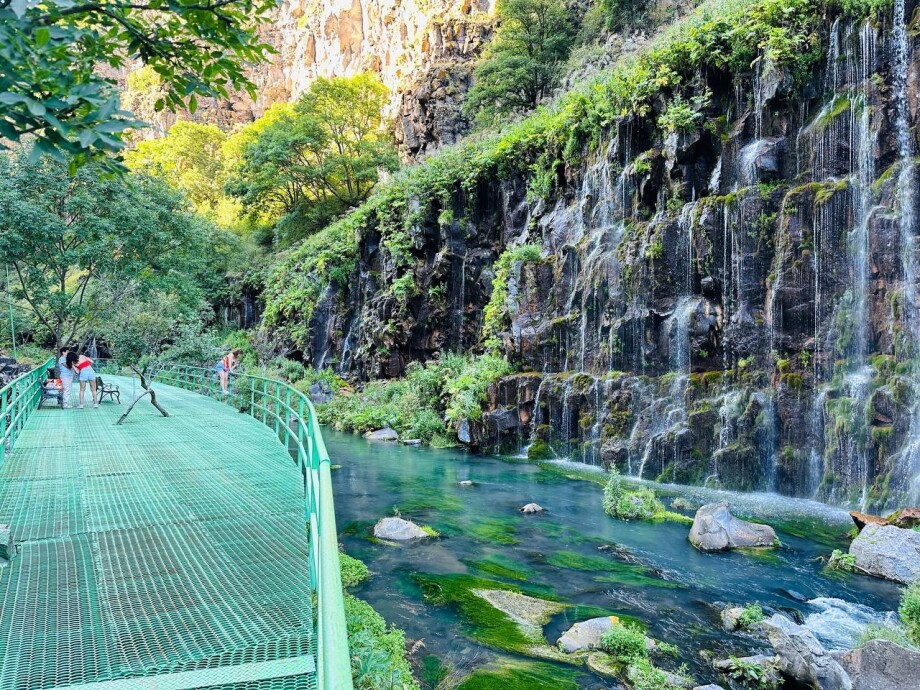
122;0;495;156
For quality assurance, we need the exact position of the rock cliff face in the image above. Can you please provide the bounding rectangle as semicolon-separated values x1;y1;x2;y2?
124;0;494;156
294;2;920;512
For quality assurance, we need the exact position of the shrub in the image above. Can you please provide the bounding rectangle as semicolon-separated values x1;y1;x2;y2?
738;604;765;628
344;594;420;690
721;656;779;690
900;582;920;647
600;623;648;662
627;657;690;690
827;549;857;571
603;467;663;520
482;244;544;348
857;623;914;649
340;553;370;588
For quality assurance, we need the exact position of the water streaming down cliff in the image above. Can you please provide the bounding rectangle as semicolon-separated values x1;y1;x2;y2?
301;4;920;511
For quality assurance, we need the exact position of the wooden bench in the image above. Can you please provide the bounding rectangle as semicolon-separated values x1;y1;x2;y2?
97;377;121;404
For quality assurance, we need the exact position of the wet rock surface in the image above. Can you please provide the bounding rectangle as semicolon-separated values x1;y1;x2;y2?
835;640;920;690
373;517;429;540
760;614;852;690
689;502;777;551
848;524;920;584
557;615;619;653
364;427;399;442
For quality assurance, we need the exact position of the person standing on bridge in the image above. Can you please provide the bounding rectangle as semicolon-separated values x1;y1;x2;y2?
58;347;74;409
216;348;242;395
75;354;98;409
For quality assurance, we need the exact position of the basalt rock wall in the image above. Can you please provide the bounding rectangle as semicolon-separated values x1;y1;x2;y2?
301;2;920;511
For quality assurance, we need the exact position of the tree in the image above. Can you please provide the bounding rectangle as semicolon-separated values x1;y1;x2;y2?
0;147;211;352
225;73;399;244
0;0;274;167
125;121;230;215
464;0;576;124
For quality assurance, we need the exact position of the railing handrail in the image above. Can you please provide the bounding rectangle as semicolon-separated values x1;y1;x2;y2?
144;363;353;690
1;357;54;466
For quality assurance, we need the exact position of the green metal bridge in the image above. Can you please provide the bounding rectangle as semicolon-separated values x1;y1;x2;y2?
0;362;353;690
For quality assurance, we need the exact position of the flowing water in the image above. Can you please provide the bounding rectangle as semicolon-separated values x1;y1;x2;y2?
329;432;903;689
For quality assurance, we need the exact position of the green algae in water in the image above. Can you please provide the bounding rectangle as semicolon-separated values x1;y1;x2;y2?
457;660;582;690
469;516;520;545
547;550;683;589
409;573;562;653
395;492;464;514
463;554;536;582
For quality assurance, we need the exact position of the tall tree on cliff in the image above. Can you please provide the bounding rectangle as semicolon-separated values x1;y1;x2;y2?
465;0;576;124
225;73;399;245
0;0;274;168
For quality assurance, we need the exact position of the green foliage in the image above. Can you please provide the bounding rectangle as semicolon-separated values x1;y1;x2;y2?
465;0;576;124
600;623;649;662
857;623;915;649
225;73;399;244
599;0;650;32
340;553;370;588
483;244;544;348
900;582;920;647
0;148;228;351
721;656;779;690
627;657;691;690
0;0;274;167
319;353;512;442
603;467;662;520
827;548;858;571
738;604;765;628
344;594;420;690
262;211;362;347
125;121;249;231
658;91;711;133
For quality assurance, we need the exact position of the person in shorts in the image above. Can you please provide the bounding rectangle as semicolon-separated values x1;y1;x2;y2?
75;354;98;409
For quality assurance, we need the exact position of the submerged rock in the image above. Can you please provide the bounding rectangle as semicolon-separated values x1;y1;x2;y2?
848;524;920;584
364;427;399;442
519;503;544;514
373;517;429;541
688;501;777;552
557;615;620;653
459;480;474;486
835;639;920;690
760;614;851;690
401;438;422;446
471;589;565;629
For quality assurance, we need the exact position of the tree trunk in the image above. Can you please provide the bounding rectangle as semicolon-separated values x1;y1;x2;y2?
116;365;170;425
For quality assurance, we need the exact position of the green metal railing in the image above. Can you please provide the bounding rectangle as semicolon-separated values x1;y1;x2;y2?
0;357;53;467
151;363;353;690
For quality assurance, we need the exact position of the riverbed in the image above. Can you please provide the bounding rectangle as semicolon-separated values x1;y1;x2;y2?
328;432;904;688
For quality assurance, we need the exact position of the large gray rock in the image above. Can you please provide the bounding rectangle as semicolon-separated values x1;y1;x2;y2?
557;616;619;653
836;639;920;690
373;517;429;541
364;427;399;442
848;524;920;584
761;614;851;690
689;501;777;551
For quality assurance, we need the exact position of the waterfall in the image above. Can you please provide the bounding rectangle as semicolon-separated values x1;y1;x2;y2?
892;0;920;504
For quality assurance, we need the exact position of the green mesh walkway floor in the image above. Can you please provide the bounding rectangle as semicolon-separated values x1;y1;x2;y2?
0;377;317;690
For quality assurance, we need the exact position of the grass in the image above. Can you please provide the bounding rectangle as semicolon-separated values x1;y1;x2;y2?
340;553;370;587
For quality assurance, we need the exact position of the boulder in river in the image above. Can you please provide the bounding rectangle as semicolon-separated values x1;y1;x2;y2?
760;614;851;690
835;639;920;690
364;427;399;442
373;517;430;541
520;503;544;514
688;501;778;552
557;615;620;653
719;606;745;632
848;524;920;584
459;480;473;486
